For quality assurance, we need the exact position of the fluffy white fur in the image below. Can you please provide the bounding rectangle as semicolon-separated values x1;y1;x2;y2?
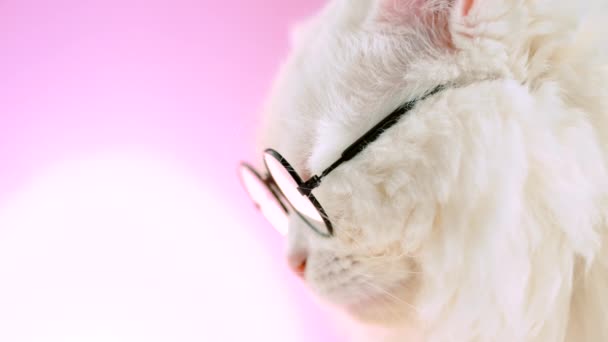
255;0;608;341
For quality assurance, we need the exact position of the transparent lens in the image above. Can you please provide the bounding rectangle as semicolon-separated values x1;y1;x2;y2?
238;165;288;235
263;152;328;235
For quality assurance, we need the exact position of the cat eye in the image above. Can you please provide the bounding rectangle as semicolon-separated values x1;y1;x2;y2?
238;85;445;237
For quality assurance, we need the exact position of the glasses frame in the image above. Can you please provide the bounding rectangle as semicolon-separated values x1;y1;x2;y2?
263;149;334;237
238;163;289;213
240;84;445;237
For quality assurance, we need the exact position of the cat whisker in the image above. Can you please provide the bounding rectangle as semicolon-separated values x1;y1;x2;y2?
362;287;404;322
351;270;420;313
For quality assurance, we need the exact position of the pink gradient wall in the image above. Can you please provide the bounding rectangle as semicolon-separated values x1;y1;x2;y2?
0;0;361;341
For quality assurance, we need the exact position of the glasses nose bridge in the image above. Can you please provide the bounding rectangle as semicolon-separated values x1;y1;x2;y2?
264;175;291;213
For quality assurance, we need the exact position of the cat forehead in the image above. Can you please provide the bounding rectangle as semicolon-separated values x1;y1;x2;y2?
263;0;456;173
263;19;387;169
282;42;434;171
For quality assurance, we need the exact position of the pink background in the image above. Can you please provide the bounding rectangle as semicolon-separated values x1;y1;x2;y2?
0;0;369;341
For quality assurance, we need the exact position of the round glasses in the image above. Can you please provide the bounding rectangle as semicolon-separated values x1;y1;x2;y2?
238;149;333;237
238;85;445;238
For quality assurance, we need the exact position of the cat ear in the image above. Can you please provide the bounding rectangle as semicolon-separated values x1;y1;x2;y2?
371;1;453;48
457;0;476;17
374;0;432;25
375;0;477;21
373;0;481;46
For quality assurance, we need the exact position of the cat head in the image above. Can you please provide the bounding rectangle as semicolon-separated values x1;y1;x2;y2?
257;0;606;328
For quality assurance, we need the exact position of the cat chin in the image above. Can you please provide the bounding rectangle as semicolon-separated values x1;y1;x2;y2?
306;253;420;326
324;281;416;326
344;297;410;325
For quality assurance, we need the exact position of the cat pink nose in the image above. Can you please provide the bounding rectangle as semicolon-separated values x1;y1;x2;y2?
287;251;307;277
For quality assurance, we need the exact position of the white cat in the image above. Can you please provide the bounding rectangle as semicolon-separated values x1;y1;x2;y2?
254;0;608;341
